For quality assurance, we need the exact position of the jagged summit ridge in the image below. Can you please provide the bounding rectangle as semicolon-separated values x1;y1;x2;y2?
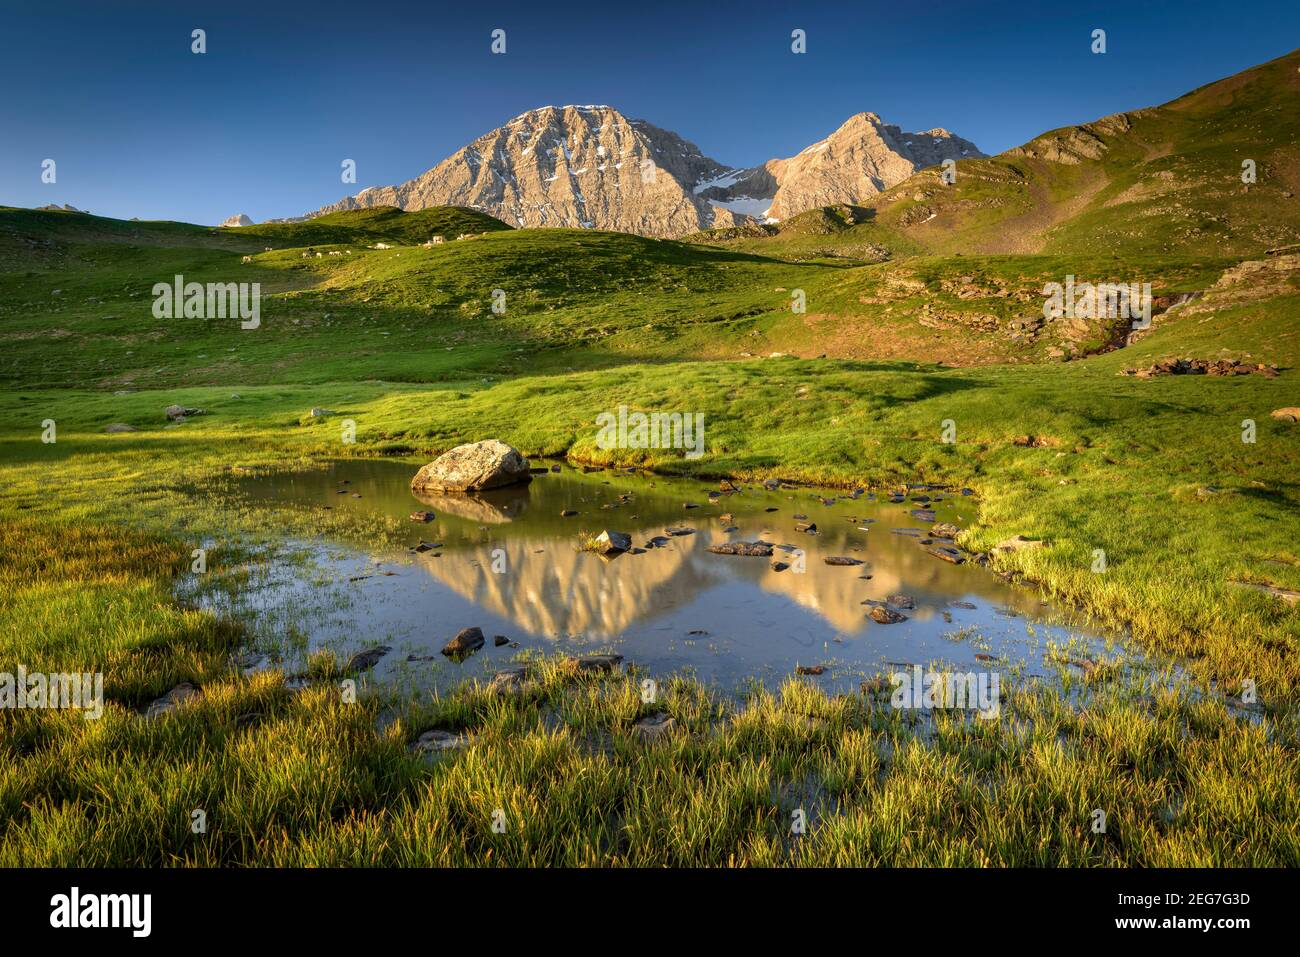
299;105;983;237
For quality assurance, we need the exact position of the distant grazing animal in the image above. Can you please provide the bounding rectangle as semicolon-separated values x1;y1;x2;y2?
241;255;252;263
315;251;322;258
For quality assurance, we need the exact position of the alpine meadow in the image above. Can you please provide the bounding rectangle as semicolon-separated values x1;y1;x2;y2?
1;4;1298;900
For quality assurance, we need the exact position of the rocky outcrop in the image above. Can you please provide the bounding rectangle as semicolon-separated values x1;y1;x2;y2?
759;113;983;220
410;440;531;493
1005;113;1138;165
299;105;982;237
219;214;254;227
1120;358;1279;378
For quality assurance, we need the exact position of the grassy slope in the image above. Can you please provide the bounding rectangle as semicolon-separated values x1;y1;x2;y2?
3;54;1299;866
693;48;1300;263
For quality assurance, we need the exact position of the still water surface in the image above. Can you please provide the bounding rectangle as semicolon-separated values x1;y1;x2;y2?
209;459;1115;695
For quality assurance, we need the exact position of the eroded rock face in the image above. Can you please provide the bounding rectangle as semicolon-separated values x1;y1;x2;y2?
297;105;982;237
411;440;531;493
762;113;984;220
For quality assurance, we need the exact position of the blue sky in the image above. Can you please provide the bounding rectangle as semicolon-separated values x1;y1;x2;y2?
2;0;1297;225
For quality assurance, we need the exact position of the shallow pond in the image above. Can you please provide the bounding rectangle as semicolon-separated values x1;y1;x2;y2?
208;459;1116;696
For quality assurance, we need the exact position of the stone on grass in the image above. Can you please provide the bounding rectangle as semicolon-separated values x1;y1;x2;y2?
631;712;677;742
996;535;1045;553
164;404;204;421
486;666;530;695
562;654;624;674
410;729;469;755
144;683;199;717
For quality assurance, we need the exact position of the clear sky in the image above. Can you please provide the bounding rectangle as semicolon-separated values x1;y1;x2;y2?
3;0;1297;225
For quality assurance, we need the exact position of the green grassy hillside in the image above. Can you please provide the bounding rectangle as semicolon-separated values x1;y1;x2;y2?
695;48;1300;262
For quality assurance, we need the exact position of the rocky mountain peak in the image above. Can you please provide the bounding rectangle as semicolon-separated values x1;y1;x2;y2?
297;106;983;237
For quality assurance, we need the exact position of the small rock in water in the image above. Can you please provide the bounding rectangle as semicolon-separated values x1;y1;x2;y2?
442;627;485;658
719;513;734;523
707;541;774;557
795;521;817;534
870;606;908;624
594;529;632;554
949;600;977;609
347;645;391;672
412;541;443;553
493;635;510;647
560;509;578;517
926;546;965;564
771;561;790;572
888;594;916;609
796;665;825;676
861;676;890;696
910;508;937;522
411;439;532;492
823;556;863;566
664;526;695;537
409;511;435;522
930;523;960;539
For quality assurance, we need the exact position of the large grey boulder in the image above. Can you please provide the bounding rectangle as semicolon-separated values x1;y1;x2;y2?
411;440;531;493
